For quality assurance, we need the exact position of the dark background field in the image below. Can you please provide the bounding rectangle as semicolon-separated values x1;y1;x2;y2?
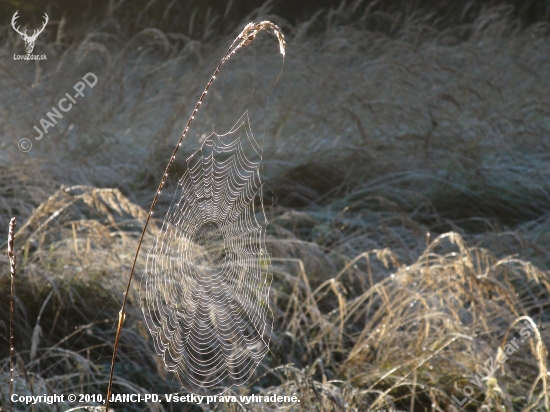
1;0;550;410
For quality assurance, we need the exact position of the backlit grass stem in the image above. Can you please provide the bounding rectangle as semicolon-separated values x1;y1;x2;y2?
7;217;16;412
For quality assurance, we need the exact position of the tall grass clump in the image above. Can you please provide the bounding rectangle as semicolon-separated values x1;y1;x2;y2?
0;1;549;411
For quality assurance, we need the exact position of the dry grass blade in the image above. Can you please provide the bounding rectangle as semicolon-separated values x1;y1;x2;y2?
30;289;53;362
8;217;16;412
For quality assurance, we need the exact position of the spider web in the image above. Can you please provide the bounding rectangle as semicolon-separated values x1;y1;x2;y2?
135;22;289;393
141;115;272;391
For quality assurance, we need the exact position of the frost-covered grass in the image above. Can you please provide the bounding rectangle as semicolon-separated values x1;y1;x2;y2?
1;2;550;410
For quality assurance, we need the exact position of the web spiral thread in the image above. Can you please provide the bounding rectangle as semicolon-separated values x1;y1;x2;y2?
141;116;273;391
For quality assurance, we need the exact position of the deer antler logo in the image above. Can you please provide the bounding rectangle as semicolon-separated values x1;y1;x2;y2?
11;11;49;54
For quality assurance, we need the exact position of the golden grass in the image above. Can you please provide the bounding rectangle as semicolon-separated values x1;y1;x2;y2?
0;2;549;411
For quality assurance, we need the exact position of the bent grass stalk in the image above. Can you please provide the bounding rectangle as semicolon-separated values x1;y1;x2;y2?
104;21;285;411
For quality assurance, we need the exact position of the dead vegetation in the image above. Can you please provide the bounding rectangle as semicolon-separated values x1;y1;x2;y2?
1;1;550;411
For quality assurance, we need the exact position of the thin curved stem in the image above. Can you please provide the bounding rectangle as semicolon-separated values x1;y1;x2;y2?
104;21;285;412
